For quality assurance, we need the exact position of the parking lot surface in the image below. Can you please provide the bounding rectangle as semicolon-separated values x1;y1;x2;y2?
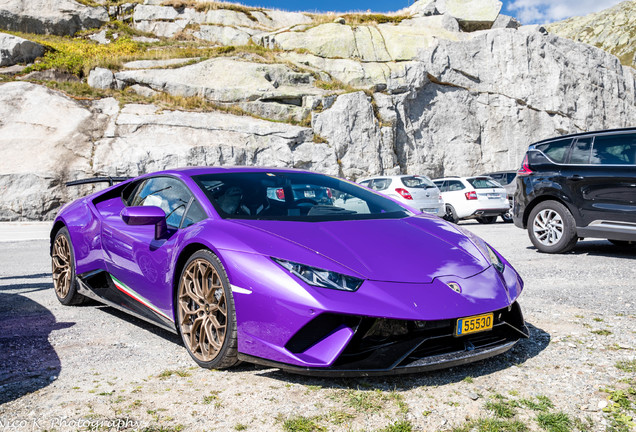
0;221;634;431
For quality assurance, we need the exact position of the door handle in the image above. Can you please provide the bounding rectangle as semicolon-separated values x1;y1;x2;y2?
567;175;584;181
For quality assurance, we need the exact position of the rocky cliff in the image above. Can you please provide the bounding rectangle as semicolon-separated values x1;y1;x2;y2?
546;0;635;68
0;0;635;220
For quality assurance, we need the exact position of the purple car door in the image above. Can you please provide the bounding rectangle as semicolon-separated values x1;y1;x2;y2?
101;176;193;318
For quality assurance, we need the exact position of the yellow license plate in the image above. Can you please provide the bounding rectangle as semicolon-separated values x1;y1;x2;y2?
456;313;493;336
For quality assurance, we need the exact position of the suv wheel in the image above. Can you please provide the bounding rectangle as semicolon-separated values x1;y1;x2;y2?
528;201;578;253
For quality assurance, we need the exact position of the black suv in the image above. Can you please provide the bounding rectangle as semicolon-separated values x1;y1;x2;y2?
513;128;636;253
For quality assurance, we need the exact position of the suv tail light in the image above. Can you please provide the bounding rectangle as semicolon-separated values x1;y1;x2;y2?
395;188;413;200
465;191;478;200
275;188;285;200
517;155;533;176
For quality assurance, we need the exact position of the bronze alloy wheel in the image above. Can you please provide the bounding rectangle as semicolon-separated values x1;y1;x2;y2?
178;258;228;363
52;233;72;299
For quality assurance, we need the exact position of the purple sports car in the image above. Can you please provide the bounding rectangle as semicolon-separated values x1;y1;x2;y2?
50;167;528;376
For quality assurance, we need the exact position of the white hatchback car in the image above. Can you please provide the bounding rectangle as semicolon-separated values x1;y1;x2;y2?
357;175;444;217
432;176;509;224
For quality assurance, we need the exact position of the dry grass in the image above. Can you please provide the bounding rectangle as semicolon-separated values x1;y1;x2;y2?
11;28;281;78
161;0;262;21
307;12;409;26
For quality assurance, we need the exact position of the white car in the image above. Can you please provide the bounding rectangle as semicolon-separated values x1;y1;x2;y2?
432;176;510;224
357;175;444;217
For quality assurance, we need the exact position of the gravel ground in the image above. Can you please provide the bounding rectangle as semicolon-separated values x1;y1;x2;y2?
0;221;634;432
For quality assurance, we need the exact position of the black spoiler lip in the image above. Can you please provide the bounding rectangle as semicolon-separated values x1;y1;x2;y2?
65;177;132;187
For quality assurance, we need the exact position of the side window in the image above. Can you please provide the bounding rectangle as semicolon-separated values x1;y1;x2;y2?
590;134;636;165
507;173;517;184
130;177;193;228
371;179;391;191
181;200;207;229
433;181;445;192
569;138;592;164
536;139;573;163
447;181;465;191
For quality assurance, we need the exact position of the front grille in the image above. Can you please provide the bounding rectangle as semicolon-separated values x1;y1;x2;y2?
286;302;528;371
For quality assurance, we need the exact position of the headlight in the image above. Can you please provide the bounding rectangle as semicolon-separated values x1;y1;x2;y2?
272;258;363;292
485;244;505;273
453;225;505;273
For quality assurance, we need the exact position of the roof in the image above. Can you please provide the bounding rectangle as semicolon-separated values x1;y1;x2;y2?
531;127;636;146
154;166;315;177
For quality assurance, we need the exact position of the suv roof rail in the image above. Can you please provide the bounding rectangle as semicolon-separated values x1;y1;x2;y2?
532;127;636;147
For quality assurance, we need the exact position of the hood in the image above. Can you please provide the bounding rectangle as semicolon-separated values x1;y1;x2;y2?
234;215;491;283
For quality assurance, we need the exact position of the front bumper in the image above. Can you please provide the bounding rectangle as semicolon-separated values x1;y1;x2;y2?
239;302;528;376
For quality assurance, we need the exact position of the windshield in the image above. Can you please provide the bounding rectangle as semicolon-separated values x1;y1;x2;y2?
467;178;501;189
193;172;413;221
401;176;435;188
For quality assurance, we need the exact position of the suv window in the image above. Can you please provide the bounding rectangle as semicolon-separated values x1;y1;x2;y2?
535;139;573;163
130;177;193;228
401;176;435;188
591;134;636;165
447;180;465;191
569;138;592;164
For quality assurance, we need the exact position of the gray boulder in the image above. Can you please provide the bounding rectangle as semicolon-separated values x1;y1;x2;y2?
437;0;503;31
491;14;521;29
0;0;109;36
114;58;323;104
88;68;115;90
0;33;44;67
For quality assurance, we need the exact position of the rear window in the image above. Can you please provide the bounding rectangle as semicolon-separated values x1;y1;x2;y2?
535;139;573;163
401;176;435;188
591;134;636;165
467;178;501;189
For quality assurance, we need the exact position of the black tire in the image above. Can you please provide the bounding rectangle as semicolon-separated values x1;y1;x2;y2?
609;239;636;248
477;216;497;224
176;250;239;369
527;201;578;253
51;227;86;305
444;204;459;224
501;212;513;223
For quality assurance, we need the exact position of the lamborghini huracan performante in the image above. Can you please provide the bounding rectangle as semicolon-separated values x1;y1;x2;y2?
51;167;529;376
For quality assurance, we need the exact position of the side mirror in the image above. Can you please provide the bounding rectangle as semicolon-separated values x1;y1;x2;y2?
121;206;168;240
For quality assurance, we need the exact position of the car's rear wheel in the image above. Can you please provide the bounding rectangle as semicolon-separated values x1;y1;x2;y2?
477;216;497;224
51;227;86;305
501;211;513;223
528;201;578;253
609;239;635;248
177;250;238;369
444;204;459;224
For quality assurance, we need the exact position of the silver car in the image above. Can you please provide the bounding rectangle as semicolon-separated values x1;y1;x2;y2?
357;175;444;217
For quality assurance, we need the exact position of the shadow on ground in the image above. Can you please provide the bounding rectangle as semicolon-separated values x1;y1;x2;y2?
249;322;550;390
526;239;636;258
97;305;182;345
0;289;73;405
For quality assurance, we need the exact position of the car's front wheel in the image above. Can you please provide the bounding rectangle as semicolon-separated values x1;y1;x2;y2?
176;250;239;369
51;227;86;305
527;201;578;253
